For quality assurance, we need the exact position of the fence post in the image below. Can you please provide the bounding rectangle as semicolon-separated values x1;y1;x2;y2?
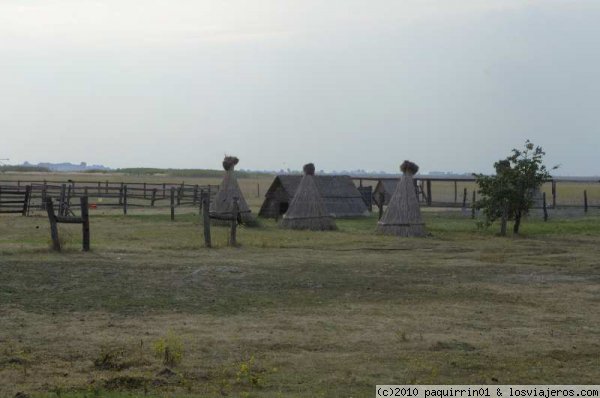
543;192;548;222
462;188;467;210
471;190;476;219
143;183;147;199
45;197;61;252
66;184;72;214
41;181;48;210
454;181;458;203
257;182;260;198
170;187;175;221
81;196;90;252
584;190;588;213
229;197;239;247
105;180;109;194
378;191;384;220
202;192;211;248
193;185;198;205
59;184;67;216
123;185;128;215
426;180;432;206
551;180;557;208
22;185;32;216
151;188;157;207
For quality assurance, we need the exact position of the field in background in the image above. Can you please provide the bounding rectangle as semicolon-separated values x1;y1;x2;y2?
1;172;599;397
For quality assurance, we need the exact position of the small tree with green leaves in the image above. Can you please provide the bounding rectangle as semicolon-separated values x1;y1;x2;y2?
474;140;556;235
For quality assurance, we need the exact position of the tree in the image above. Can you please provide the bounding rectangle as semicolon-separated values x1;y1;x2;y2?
474;140;556;235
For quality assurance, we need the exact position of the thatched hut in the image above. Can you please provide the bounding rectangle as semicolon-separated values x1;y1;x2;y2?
259;175;368;219
209;156;253;223
376;160;426;237
279;163;337;230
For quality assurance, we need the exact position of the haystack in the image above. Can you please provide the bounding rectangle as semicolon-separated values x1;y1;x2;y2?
279;163;337;231
209;156;253;224
376;160;426;237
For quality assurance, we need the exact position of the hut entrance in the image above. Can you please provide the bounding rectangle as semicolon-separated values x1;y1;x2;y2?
279;202;289;215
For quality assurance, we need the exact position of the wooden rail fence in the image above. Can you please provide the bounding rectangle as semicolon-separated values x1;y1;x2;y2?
0;180;219;216
0;185;31;215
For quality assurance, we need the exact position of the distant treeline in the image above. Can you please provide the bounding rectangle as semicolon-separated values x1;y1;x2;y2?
86;167;273;179
0;165;51;172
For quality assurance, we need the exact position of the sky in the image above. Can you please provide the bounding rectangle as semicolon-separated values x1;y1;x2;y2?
1;0;599;175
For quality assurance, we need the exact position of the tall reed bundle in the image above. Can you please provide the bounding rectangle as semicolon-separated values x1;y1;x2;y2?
210;155;253;223
376;160;426;237
280;163;336;231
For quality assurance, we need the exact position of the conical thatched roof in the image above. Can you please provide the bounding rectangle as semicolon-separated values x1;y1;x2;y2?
376;160;426;237
210;156;252;222
280;163;336;231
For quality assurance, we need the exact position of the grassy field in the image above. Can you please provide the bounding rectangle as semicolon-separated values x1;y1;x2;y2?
1;172;600;397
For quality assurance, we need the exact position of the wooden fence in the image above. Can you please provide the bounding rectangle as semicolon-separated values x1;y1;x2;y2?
0;185;31;215
0;180;219;216
354;176;600;212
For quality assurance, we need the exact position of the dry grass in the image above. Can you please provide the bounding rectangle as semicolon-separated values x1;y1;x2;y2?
1;174;600;397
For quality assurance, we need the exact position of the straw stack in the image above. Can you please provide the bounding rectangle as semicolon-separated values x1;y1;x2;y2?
280;163;337;231
376;160;426;237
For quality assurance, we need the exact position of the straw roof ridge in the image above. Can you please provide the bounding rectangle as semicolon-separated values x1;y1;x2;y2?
400;160;419;175
222;156;239;171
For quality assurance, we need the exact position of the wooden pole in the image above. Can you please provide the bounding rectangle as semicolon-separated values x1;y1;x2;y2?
41;182;47;210
22;185;32;216
471;190;476;219
59;184;66;216
462;188;467;210
426;180;432;206
202;192;211;248
45;197;61;252
454;181;458;203
170;187;175;221
229;197;239;247
26;185;33;216
123;185;128;215
193;185;198;205
117;183;122;205
66;184;72;214
551;180;557;208
542;192;548;222
151;188;157;207
81;196;90;251
584;190;588;213
257;182;260;198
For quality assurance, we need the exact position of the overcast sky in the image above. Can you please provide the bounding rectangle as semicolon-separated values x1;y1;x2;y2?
1;0;599;175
